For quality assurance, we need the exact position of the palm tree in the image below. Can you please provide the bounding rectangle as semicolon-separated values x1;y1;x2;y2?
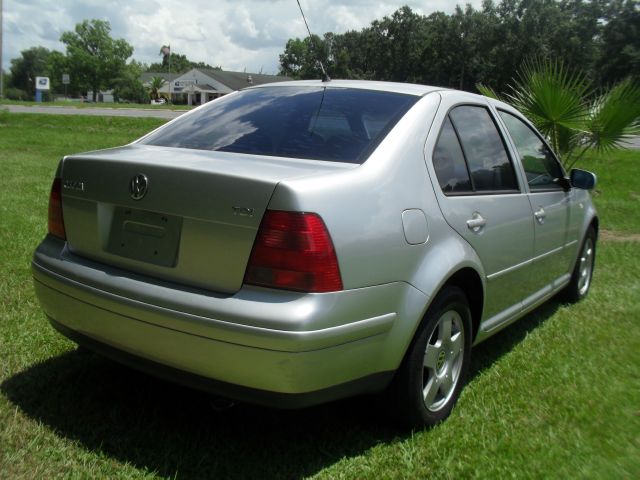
148;76;166;101
478;58;640;169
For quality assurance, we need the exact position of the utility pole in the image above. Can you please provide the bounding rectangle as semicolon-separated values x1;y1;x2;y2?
0;0;4;99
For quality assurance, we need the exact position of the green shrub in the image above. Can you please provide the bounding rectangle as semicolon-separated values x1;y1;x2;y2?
5;87;29;101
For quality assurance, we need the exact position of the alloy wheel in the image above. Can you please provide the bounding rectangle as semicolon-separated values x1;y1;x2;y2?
422;310;465;412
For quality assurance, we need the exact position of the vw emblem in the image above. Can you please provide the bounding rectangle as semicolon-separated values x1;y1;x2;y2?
129;174;148;200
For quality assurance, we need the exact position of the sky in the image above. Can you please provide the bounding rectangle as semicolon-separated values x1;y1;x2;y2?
1;0;482;75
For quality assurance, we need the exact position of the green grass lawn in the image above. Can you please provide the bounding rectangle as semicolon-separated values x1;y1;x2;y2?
1;112;638;479
581;149;640;234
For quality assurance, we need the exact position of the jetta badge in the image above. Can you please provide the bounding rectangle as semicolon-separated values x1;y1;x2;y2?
129;174;148;200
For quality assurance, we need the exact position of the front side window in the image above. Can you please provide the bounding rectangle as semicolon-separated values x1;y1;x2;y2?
498;110;564;190
140;87;418;164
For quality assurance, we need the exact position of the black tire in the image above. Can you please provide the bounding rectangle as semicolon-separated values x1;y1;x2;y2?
563;226;597;303
388;286;472;429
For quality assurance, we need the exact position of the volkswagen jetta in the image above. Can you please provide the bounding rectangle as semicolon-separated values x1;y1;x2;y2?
33;80;598;427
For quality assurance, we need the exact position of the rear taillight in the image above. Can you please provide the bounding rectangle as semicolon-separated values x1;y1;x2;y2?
48;177;66;240
244;210;343;293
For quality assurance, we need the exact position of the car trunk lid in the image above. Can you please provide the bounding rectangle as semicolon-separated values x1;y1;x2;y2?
60;144;352;293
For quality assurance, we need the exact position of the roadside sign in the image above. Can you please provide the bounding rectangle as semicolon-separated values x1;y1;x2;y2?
35;77;50;91
62;74;70;85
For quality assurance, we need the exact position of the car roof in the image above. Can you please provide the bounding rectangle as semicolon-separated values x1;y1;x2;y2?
437;88;521;112
247;79;447;97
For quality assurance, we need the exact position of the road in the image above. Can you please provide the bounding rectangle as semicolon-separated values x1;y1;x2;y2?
2;104;186;119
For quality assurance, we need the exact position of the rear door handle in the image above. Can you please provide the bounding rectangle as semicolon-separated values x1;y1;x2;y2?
534;207;546;224
466;212;486;233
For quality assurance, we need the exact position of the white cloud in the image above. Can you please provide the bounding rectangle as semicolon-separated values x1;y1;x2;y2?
1;0;482;75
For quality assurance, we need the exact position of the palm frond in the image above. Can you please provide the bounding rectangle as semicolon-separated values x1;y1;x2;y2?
476;83;502;101
505;57;591;157
494;57;639;168
584;78;640;154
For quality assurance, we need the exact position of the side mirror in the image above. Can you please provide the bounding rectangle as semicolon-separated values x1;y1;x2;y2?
570;169;597;190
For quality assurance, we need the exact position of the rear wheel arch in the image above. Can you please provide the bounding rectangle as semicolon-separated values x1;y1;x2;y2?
389;264;484;383
382;267;483;426
408;266;484;347
442;268;484;342
386;285;473;427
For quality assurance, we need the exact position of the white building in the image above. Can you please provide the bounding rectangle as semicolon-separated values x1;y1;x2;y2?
140;69;289;105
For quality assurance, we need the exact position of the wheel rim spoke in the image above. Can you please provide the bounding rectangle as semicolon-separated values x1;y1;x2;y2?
449;332;463;360
439;315;452;342
423;344;440;370
440;370;453;393
423;376;440;405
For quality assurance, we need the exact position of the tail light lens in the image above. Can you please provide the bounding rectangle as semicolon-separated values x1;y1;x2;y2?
244;210;343;293
48;177;66;240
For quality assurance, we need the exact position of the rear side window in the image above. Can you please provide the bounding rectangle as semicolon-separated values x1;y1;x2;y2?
498;110;564;191
140;87;418;164
449;106;518;192
433;118;472;193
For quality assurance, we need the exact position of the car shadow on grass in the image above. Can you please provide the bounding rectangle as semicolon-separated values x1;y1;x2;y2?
2;298;563;479
2;347;403;479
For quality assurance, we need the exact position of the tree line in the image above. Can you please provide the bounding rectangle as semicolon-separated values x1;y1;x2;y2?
4;1;637;103
4;19;219;103
279;0;639;92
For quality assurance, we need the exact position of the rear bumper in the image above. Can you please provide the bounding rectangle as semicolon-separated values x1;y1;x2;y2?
32;236;428;406
47;317;392;409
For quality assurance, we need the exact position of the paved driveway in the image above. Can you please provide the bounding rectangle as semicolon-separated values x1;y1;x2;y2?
626;136;640;149
3;104;186;119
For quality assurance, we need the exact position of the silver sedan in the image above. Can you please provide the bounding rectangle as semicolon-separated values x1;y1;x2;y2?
33;80;598;428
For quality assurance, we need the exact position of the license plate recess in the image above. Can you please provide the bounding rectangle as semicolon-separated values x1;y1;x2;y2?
106;207;182;267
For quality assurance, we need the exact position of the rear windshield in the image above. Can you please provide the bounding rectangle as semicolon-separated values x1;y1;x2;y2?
139;86;418;163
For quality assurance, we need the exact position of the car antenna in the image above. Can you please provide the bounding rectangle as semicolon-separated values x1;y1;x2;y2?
296;0;330;82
